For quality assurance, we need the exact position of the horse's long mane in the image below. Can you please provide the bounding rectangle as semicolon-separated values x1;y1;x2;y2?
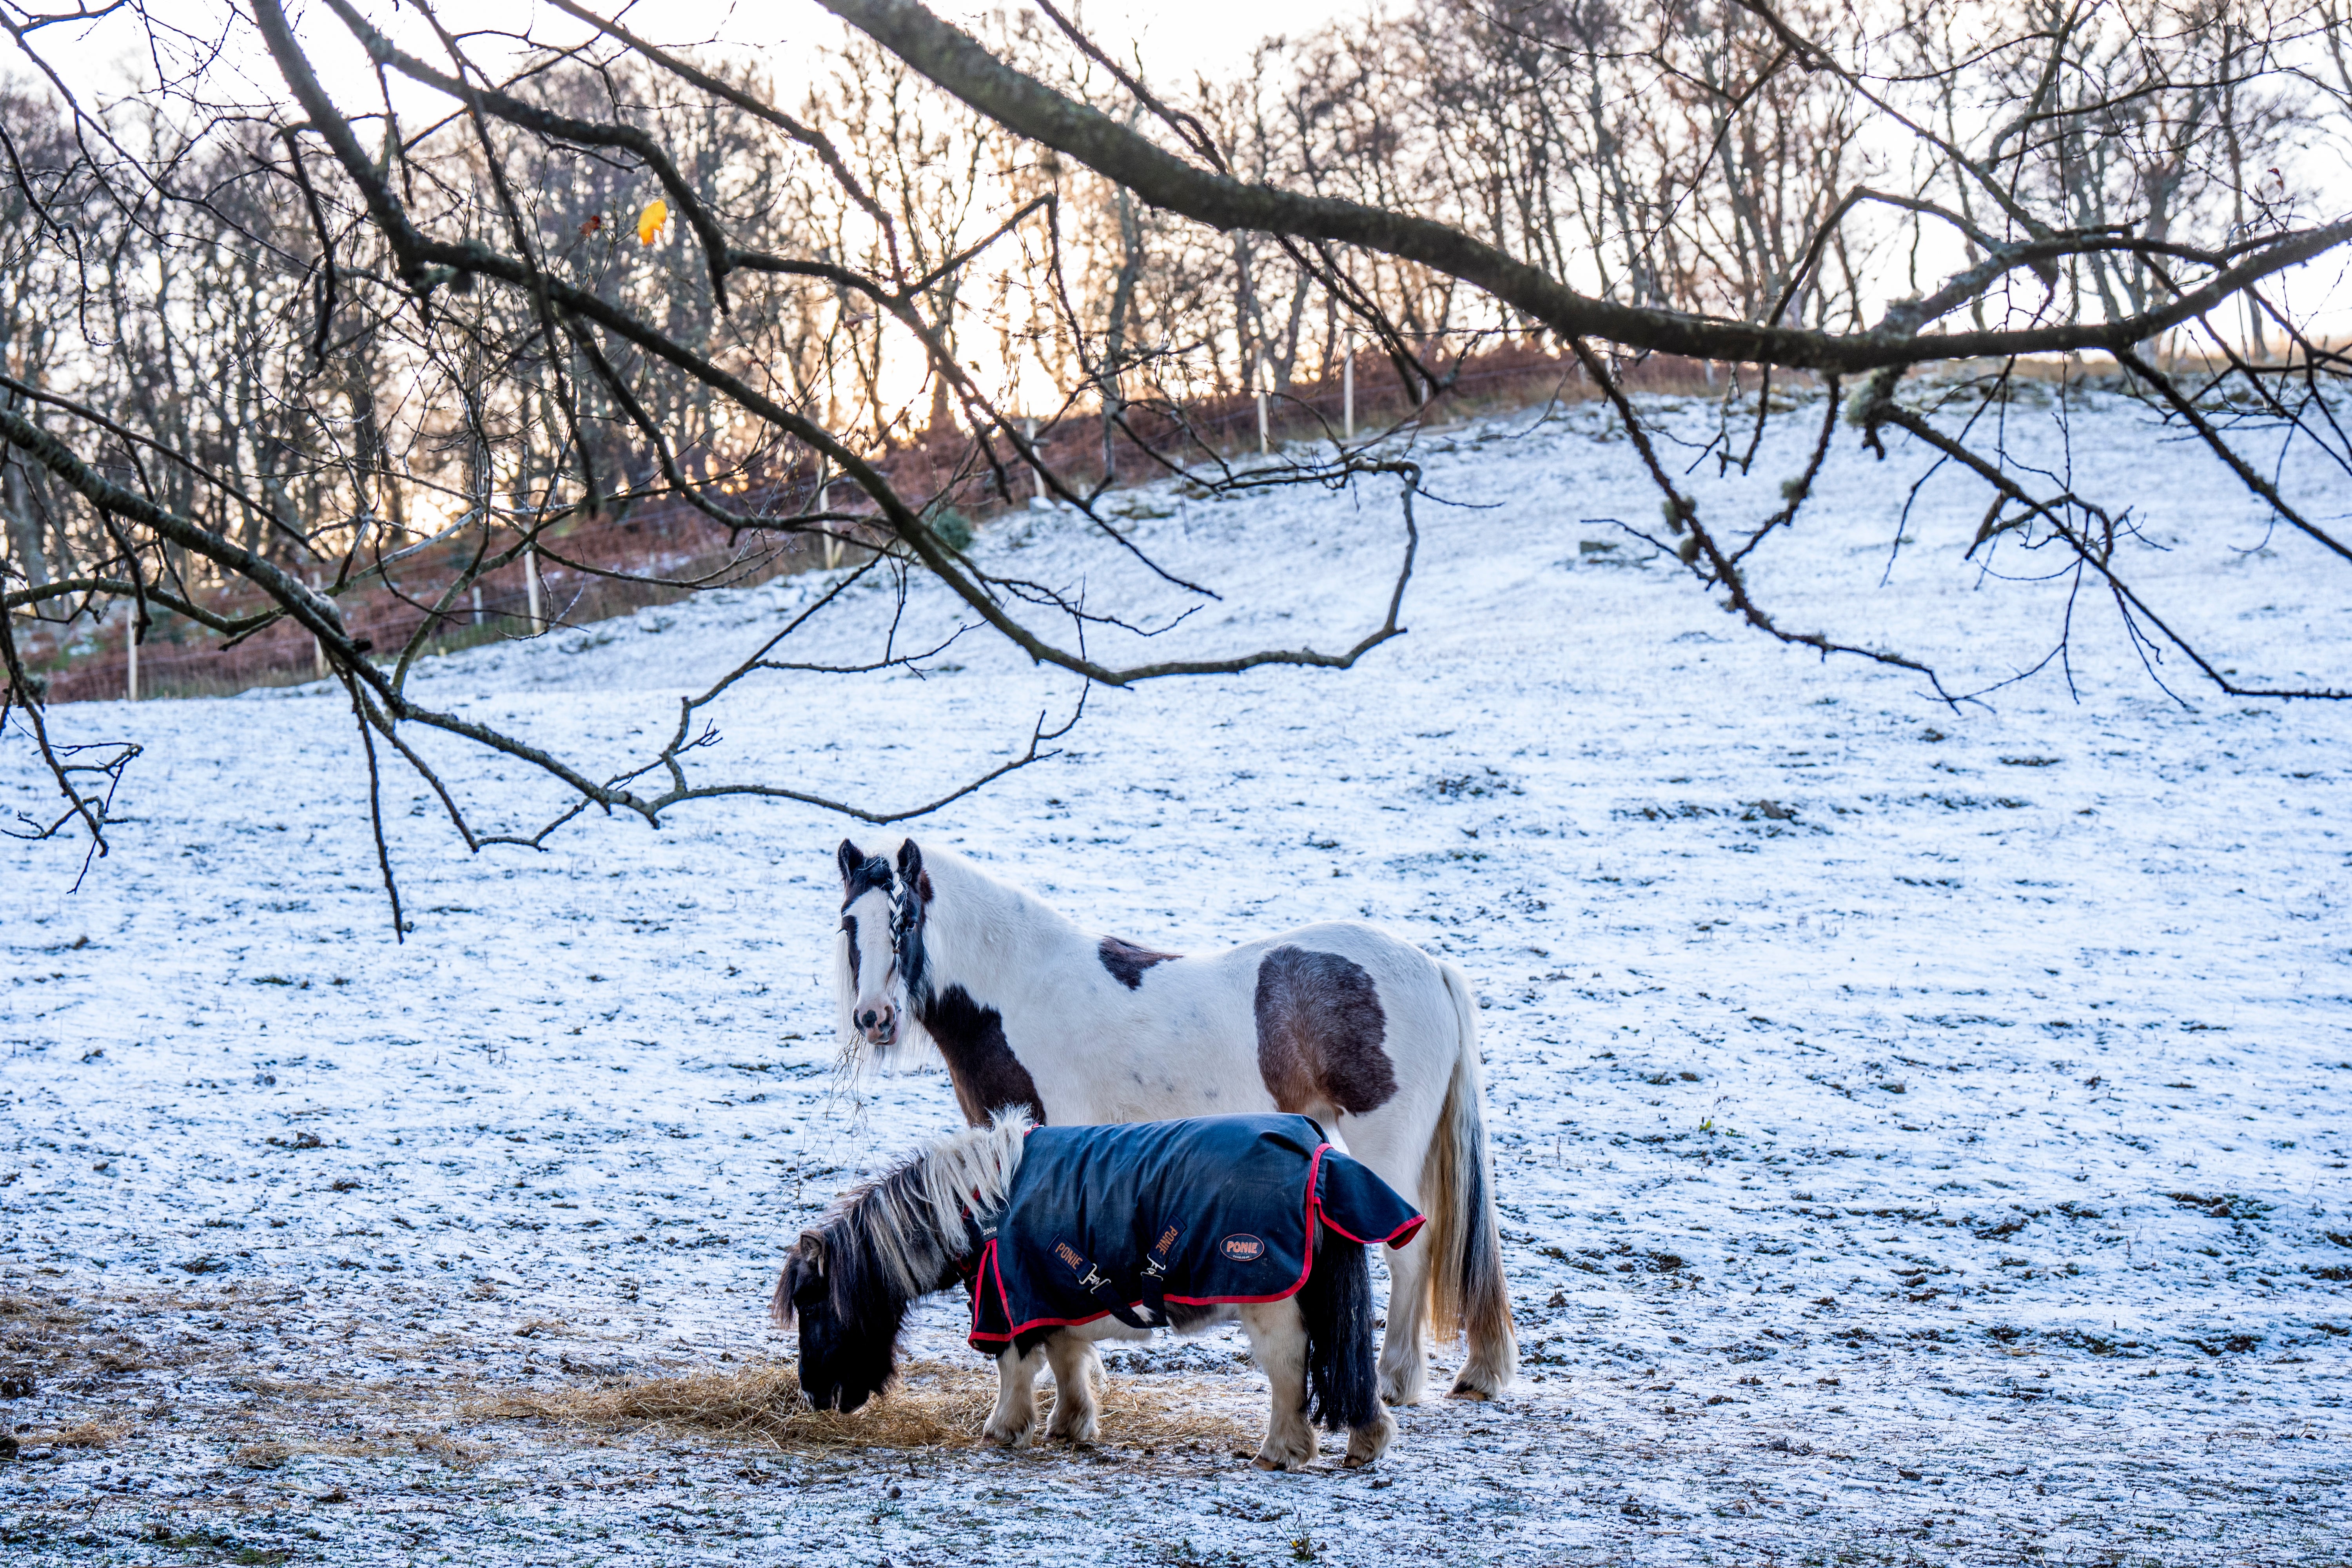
805;1108;1031;1307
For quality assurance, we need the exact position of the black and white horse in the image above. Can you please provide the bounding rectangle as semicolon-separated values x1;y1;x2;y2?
831;836;1517;1402
771;1111;1396;1469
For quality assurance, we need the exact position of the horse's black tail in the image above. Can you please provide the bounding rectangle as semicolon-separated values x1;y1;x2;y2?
1299;1220;1378;1432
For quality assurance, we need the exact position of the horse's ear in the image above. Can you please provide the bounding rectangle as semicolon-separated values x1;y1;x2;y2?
797;1230;828;1276
837;839;866;888
896;839;925;899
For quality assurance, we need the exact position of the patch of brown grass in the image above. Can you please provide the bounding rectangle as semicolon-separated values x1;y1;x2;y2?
0;1294;83;1326
233;1439;291;1469
25;1419;129;1450
471;1358;1247;1453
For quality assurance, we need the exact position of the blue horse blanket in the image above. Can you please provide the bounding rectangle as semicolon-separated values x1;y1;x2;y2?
965;1114;1423;1349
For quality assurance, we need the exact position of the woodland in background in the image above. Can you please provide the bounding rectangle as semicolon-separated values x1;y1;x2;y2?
2;0;2348;906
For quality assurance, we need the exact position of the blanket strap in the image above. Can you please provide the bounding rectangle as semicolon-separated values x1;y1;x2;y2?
1074;1261;1165;1330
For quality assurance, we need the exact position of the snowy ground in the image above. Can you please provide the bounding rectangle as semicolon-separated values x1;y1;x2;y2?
5;387;2350;1566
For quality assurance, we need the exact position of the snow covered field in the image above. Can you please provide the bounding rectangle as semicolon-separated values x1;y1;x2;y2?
5;389;2350;1565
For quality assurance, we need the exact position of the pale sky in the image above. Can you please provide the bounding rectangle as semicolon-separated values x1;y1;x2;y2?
9;2;2337;348
4;1;1359;110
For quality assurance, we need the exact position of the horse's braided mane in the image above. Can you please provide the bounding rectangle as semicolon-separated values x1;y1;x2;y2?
818;1108;1030;1302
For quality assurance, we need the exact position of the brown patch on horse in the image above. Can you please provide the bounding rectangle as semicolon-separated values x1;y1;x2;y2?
1253;946;1396;1116
1098;936;1181;990
921;983;1047;1127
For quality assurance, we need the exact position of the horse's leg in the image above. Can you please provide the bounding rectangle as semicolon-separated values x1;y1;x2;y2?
1238;1301;1318;1471
983;1341;1045;1447
1042;1333;1101;1445
1378;1235;1432;1406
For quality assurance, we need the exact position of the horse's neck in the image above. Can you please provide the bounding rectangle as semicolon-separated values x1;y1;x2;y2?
926;860;1092;1009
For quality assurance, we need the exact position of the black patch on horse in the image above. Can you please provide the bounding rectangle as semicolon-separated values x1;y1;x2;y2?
1253;945;1397;1117
1098;936;1181;990
837;838;894;909
841;913;861;985
920;984;1047;1127
893;840;933;1004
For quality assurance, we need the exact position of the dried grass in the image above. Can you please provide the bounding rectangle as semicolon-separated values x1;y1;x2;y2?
471;1358;1248;1453
232;1439;291;1469
24;1419;129;1450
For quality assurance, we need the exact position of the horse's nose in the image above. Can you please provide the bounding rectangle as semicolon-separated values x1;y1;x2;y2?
860;1002;896;1043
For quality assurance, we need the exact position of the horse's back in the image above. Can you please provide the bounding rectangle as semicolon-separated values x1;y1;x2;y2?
1223;919;1445;980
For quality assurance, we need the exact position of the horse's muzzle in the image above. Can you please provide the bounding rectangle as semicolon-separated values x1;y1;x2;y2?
857;1002;897;1048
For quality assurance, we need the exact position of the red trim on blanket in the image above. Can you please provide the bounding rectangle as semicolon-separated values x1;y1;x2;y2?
1169;1139;1330;1305
969;1235;1158;1344
1318;1211;1426;1249
966;1238;1001;1343
971;1301;1178;1343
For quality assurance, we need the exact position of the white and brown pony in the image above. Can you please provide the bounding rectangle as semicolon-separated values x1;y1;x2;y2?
772;1111;1396;1470
830;836;1517;1401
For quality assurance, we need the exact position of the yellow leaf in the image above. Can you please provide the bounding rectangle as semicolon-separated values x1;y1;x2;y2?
636;199;668;246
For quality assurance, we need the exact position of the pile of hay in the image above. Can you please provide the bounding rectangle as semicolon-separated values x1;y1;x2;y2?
473;1358;1245;1453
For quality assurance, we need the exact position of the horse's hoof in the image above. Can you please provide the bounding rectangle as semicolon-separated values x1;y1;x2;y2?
1251;1456;1285;1472
1446;1382;1494;1401
1341;1455;1373;1470
1379;1371;1428;1407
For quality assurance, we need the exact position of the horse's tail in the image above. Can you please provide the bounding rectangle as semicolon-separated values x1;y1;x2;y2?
1299;1220;1378;1431
1421;961;1518;1397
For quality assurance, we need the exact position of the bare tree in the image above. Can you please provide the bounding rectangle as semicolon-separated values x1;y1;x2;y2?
820;0;2351;692
0;0;1425;925
5;0;2349;923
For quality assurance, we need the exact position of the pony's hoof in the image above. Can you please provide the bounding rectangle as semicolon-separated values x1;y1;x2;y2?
1445;1383;1494;1401
1341;1454;1374;1470
1251;1456;1286;1472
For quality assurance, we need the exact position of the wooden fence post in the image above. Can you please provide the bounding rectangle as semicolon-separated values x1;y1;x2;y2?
524;545;545;635
125;613;138;702
815;457;842;569
311;577;329;678
1256;355;1269;455
1343;338;1354;440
